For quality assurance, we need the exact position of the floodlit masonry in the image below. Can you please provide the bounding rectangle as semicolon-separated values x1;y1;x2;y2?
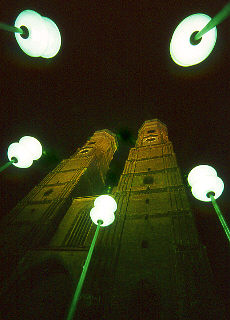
0;119;226;319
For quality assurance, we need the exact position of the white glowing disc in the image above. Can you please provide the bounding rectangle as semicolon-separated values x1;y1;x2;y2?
41;17;61;58
191;176;224;202
188;165;224;202
170;13;217;67
15;10;61;58
7;142;34;168
188;165;217;186
19;136;42;160
15;10;49;57
90;207;115;227
94;195;117;212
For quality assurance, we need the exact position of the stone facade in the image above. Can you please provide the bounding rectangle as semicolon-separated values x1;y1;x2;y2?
108;120;224;319
0;129;117;288
0;120;226;319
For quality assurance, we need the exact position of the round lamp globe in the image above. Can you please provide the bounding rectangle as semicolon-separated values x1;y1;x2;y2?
90;207;115;227
94;195;117;212
170;13;217;67
191;176;224;202
15;9;61;58
188;165;217;186
7;142;33;168
19;136;42;160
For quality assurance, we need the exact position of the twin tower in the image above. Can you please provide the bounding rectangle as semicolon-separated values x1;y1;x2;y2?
0;120;226;319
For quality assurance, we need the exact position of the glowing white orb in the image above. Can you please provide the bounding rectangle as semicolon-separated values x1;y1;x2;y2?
15;9;61;58
94;195;117;212
170;13;217;67
188;165;217;186
19;136;42;160
15;10;49;57
191;177;224;202
188;165;224;202
7;142;33;168
41;17;61;58
90;206;115;227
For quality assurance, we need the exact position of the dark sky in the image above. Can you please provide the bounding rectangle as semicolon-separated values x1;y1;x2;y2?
0;0;229;310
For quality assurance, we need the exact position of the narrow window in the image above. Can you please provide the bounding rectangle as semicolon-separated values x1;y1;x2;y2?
80;149;89;154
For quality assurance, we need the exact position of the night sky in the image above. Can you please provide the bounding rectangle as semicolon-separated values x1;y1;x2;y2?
0;0;229;311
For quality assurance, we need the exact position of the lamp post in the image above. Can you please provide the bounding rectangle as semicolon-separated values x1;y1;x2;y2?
170;2;230;66
0;136;42;173
0;9;61;58
66;195;117;320
188;165;230;243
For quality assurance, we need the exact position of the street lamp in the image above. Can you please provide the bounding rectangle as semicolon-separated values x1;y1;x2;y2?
188;165;230;243
170;2;230;66
0;136;42;172
66;195;117;320
0;9;61;58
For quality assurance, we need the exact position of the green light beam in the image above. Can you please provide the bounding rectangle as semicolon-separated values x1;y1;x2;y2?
0;158;17;173
195;2;230;40
66;220;103;320
209;194;230;243
0;22;23;34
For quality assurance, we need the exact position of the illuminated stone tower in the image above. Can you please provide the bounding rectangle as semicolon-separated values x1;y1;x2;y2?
0;120;225;320
108;119;225;319
0;129;117;292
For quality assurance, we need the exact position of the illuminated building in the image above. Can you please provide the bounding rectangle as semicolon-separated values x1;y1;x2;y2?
0;120;225;319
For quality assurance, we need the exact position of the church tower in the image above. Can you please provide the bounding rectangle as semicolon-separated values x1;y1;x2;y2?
0;120;225;320
0;129;117;298
108;119;225;319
